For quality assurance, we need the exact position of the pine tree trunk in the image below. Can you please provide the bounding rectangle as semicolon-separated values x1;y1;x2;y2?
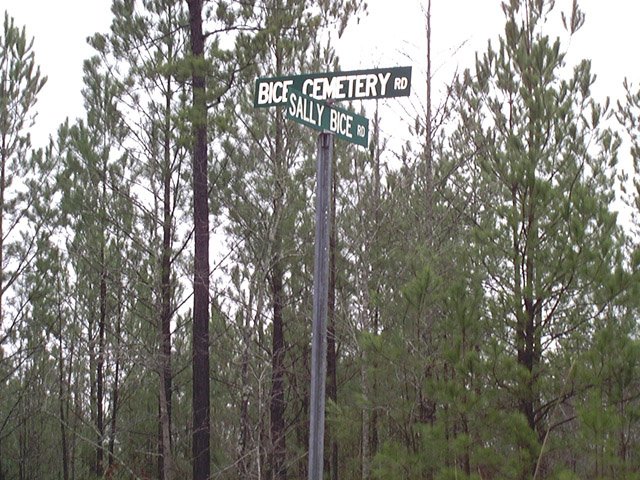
0;139;4;480
239;309;252;478
0;138;5;332
370;111;381;466
269;39;287;480
159;366;174;480
108;306;122;474
187;1;210;478
361;354;370;480
269;225;286;480
108;354;119;471
70;342;79;480
513;186;540;480
18;396;25;480
420;0;438;435
58;296;69;480
159;70;174;480
370;305;379;460
424;0;433;239
96;247;106;477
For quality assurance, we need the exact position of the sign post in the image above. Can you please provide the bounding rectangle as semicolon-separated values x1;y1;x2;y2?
254;65;411;480
307;132;332;480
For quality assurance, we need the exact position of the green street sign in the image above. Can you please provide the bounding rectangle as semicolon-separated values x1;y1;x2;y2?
286;89;369;147
256;66;411;108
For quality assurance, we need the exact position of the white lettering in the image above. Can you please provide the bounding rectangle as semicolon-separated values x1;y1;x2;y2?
346;77;357;98
393;76;408;90
328;76;346;100
302;98;312;123
258;82;271;105
329;109;353;138
378;72;391;95
314;78;325;99
316;103;325;123
344;114;353;138
302;78;314;95
287;91;298;116
296;95;305;119
282;80;293;101
355;75;367;97
273;82;285;104
330;109;338;132
365;75;377;97
280;69;405;105
259;80;295;105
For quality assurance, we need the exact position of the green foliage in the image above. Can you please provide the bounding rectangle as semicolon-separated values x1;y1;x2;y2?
2;1;640;479
0;11;46;160
0;15;53;478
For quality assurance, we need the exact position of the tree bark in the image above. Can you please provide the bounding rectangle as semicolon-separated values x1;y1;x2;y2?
424;0;433;238
159;67;174;480
0;135;3;480
270;260;286;480
159;366;174;480
269;35;287;480
187;1;210;478
96;187;107;477
108;303;122;474
57;293;69;480
361;355;370;480
269;132;287;480
0;136;5;332
239;308;252;478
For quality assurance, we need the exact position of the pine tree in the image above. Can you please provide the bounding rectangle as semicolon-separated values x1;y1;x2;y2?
184;1;262;476
219;2;363;478
0;13;46;478
89;1;193;475
0;10;46;375
56;55;134;477
443;0;625;476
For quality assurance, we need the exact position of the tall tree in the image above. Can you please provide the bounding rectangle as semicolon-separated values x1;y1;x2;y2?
57;54;131;478
220;3;363;478
186;1;210;477
0;13;46;479
443;0;625;476
0;11;46;367
90;1;192;475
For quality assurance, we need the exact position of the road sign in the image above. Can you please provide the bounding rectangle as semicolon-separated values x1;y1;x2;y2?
255;66;412;108
253;64;411;480
286;89;369;147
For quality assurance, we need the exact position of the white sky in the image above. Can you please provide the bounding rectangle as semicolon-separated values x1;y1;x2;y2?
3;0;640;153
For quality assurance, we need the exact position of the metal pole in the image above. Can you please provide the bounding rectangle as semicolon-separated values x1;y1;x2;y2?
308;131;333;480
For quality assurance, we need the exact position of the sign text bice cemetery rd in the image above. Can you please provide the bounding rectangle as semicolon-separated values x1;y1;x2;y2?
254;66;412;109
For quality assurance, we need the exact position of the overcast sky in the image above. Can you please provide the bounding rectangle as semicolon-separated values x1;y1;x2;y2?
3;0;640;150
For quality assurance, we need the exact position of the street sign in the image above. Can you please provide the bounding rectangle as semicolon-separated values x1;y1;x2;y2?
286;89;369;147
255;66;412;108
252;64;412;480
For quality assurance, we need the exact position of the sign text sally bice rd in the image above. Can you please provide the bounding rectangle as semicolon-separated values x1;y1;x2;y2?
286;89;369;147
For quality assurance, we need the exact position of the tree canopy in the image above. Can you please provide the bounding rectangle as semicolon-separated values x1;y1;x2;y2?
0;1;638;479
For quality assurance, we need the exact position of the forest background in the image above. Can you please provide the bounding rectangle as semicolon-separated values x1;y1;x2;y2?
1;0;640;479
